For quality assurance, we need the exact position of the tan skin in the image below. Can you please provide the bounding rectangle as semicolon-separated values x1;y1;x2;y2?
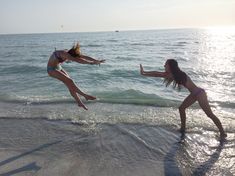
47;50;105;110
140;60;227;139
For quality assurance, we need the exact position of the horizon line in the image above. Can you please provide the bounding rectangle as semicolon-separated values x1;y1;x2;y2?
0;26;234;35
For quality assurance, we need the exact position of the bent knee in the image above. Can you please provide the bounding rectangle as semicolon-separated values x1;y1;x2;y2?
179;106;186;112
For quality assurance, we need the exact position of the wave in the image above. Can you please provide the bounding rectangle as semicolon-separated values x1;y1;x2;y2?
114;56;136;60
82;44;104;48
95;89;180;107
0;65;43;74
214;101;235;109
106;39;119;42
0;93;79;106
129;42;155;47
174;41;189;46
0;89;235;109
0;90;178;107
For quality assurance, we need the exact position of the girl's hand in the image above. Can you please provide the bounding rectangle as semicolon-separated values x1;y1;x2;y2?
99;59;106;63
94;59;106;66
140;64;144;75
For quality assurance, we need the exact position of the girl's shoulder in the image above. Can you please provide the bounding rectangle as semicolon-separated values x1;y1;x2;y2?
57;50;69;57
55;50;67;53
53;50;70;62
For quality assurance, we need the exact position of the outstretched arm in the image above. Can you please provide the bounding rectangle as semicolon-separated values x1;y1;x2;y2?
61;51;105;65
140;64;167;78
80;54;105;65
74;58;97;65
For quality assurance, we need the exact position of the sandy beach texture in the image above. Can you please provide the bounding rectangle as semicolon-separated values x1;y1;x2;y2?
0;118;167;176
0;117;234;176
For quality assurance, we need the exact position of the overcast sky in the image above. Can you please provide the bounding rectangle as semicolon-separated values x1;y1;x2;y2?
0;0;234;34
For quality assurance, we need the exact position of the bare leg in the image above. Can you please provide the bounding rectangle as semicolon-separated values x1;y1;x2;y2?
48;70;89;110
61;69;96;100
68;88;88;110
179;94;197;133
61;69;70;78
197;91;226;138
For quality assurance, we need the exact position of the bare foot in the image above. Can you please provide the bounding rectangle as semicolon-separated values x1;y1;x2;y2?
77;101;88;110
84;95;96;101
179;128;185;134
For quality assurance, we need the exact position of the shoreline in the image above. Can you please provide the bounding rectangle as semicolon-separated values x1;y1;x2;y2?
0;118;168;176
0;118;234;175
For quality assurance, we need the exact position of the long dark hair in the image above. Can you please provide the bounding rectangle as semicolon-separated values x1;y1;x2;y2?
164;59;187;90
68;42;81;57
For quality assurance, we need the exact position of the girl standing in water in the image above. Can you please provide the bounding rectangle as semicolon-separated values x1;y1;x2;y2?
140;59;226;139
47;42;105;110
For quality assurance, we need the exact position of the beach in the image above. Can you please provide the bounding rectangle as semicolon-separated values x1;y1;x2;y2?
0;29;235;175
0;103;234;176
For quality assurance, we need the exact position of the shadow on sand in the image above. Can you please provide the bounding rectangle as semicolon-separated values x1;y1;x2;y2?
164;133;185;176
164;133;224;176
0;140;61;176
192;141;224;176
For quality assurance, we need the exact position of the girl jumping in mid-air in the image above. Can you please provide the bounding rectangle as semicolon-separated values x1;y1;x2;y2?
47;42;105;110
140;59;226;139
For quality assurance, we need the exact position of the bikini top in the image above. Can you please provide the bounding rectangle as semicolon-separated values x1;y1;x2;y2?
54;51;65;63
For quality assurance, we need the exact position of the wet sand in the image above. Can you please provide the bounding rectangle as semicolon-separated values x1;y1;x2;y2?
0;118;234;176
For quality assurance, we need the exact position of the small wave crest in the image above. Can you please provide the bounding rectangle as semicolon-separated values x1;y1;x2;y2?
82;44;104;48
0;65;43;75
0;93;72;105
172;41;189;47
1;89;235;109
0;90;178;107
129;42;155;46
95;89;179;107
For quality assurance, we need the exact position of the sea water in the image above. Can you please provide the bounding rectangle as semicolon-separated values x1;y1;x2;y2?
0;29;234;175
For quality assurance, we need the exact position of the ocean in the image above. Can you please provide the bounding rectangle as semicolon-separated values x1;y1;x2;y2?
0;29;234;175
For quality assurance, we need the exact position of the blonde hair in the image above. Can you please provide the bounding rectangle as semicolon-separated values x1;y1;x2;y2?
68;42;81;57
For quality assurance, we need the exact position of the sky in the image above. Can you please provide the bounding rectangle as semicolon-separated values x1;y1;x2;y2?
0;0;235;34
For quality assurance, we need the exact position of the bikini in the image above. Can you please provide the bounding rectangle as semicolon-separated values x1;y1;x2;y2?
47;51;65;72
191;87;205;97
